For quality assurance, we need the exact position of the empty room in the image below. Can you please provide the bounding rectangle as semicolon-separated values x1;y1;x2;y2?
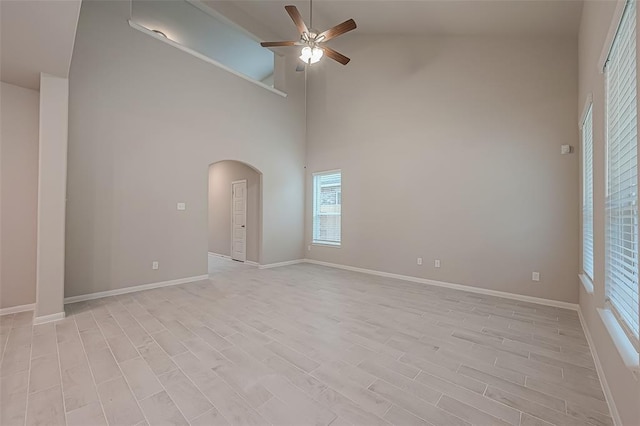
1;0;639;425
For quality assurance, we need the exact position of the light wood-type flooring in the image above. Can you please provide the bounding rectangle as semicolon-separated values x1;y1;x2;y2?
0;263;612;426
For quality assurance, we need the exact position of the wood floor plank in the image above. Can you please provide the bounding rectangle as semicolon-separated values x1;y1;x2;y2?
260;375;337;425
384;405;435;426
263;355;328;399
414;372;521;425
157;369;213;420
369;379;470;426
524;377;610;416
312;364;391;417
316;388;391;426
484;386;586;426
436;395;512;426
457;365;566;412
1;263;614;426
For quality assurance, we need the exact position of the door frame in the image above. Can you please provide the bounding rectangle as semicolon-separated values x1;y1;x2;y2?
231;179;247;262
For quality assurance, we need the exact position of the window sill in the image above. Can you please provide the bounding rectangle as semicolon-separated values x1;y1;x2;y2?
579;274;595;294
312;242;341;248
597;308;640;376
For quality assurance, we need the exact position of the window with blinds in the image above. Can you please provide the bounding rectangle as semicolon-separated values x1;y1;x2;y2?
583;104;594;280
312;170;341;245
605;0;639;349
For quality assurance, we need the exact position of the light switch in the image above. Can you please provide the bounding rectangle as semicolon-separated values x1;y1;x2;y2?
561;145;572;155
177;202;186;211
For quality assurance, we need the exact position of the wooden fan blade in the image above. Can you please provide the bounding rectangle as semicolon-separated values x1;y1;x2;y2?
318;19;356;42
322;46;350;65
285;5;308;35
260;41;297;47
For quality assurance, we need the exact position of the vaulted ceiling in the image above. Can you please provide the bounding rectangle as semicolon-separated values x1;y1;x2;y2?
0;0;583;91
1;0;82;90
205;0;584;41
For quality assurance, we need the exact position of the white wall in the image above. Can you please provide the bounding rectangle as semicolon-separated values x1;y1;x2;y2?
35;74;68;319
131;0;274;82
0;82;39;310
306;34;579;303
578;2;640;425
208;160;260;262
64;0;306;298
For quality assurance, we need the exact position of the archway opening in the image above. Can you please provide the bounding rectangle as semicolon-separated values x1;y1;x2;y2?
207;160;262;274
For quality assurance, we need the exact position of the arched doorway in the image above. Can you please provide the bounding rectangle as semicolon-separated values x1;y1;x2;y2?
207;160;262;274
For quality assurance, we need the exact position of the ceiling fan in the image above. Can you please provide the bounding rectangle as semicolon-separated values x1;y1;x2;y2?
260;3;356;67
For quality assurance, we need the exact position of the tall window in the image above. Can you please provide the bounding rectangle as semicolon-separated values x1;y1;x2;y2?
313;170;341;246
605;0;639;349
583;104;594;280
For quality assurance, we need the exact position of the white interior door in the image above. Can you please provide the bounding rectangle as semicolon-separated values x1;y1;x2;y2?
231;180;247;262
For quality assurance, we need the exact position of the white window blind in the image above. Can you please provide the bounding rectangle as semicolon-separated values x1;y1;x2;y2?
313;171;341;245
583;104;595;280
605;0;639;349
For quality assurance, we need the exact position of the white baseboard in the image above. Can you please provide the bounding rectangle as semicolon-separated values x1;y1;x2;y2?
209;252;258;267
64;275;209;304
578;308;622;426
303;259;578;311
259;259;305;269
208;252;231;259
33;311;65;325
0;303;35;316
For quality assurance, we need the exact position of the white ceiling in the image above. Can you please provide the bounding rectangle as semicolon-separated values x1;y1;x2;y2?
208;0;584;41
0;0;583;91
1;0;82;90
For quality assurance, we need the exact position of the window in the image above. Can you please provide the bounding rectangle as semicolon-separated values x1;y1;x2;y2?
583;103;594;280
313;170;342;246
605;0;639;350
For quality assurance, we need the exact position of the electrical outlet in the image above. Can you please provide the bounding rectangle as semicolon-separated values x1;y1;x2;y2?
434;259;441;268
152;261;159;270
532;272;540;281
177;202;186;211
417;257;423;265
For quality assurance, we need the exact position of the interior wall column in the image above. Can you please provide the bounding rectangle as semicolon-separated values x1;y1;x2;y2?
34;73;68;324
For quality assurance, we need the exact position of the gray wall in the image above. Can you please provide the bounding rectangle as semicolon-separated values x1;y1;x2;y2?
65;1;306;298
35;74;69;318
0;82;39;309
208;160;260;262
306;34;579;303
578;2;640;424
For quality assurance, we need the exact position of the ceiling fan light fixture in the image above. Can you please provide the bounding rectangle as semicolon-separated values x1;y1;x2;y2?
259;5;355;67
300;46;323;64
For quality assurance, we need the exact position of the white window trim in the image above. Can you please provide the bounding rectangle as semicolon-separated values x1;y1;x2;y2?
581;98;595;281
598;0;631;73
312;241;342;248
602;0;640;360
579;94;594;127
579;273;595;295
598;308;640;375
312;169;342;247
579;95;595;297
